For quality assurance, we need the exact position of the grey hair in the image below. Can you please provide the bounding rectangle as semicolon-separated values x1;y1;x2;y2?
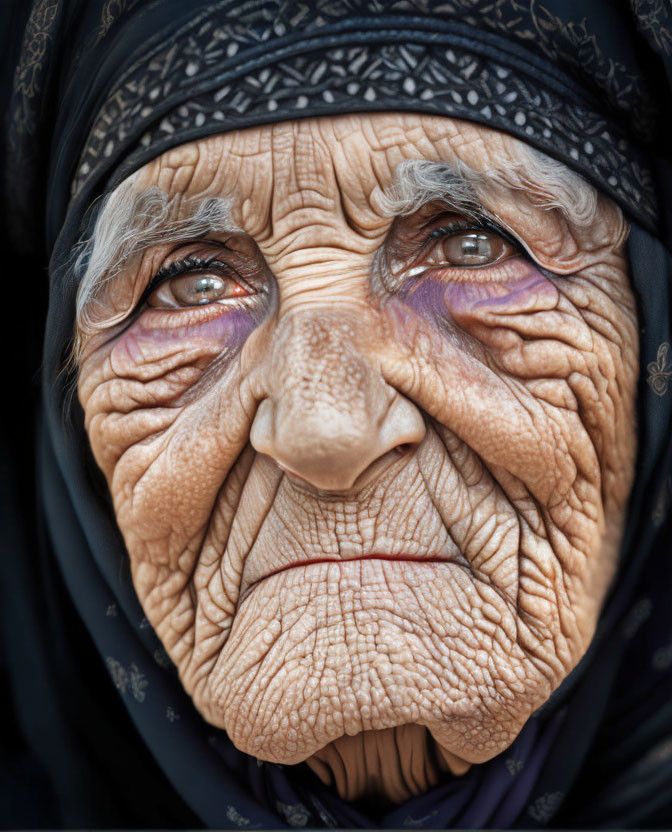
379;144;600;227
72;175;235;361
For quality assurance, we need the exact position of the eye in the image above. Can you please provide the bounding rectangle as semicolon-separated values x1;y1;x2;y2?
426;228;516;268
146;259;253;308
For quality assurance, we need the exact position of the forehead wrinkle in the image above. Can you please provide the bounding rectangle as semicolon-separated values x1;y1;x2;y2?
144;135;260;219
269;122;340;217
328;130;394;237
203;146;276;241
254;118;396;245
256;124;352;250
152;142;200;196
261;222;382;264
143;139;273;244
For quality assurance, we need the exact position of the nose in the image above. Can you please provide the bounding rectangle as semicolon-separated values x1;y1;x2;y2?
250;312;426;492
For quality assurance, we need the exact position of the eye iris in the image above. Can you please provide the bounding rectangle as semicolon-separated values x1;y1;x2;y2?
444;232;501;266
173;274;227;304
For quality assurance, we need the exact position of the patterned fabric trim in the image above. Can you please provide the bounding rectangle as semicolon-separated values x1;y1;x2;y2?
9;0;60;145
6;0;64;250
70;1;658;227
631;0;672;58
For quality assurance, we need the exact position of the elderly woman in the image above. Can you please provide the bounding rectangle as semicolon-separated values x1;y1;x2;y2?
2;0;672;828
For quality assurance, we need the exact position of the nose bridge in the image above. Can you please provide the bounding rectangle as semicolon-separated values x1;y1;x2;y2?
250;308;425;491
264;310;385;448
279;311;372;420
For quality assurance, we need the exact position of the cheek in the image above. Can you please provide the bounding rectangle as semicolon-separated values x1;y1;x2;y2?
381;259;636;524
113;304;260;373
79;305;264;556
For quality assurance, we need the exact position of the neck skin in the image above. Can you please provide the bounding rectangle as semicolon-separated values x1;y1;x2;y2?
305;725;471;805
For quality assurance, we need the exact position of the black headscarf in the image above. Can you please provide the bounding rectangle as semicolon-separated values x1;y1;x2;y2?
2;1;672;828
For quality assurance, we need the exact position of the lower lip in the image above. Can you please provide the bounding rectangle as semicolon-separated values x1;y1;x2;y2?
239;554;455;604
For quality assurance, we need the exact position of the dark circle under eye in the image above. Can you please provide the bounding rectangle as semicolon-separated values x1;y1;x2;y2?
442;231;506;266
172;274;229;305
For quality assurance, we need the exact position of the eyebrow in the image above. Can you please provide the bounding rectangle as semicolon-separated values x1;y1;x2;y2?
379;150;599;228
380;159;484;219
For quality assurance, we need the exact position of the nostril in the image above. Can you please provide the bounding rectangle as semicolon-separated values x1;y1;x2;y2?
394;442;416;456
251;386;425;492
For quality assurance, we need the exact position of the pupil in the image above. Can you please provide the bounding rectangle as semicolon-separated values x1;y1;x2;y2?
460;233;492;259
191;275;224;301
440;230;502;268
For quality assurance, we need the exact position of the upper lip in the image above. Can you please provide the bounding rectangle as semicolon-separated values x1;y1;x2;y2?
237;552;460;607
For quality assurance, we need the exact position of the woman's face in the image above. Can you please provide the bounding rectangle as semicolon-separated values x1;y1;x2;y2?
76;113;638;793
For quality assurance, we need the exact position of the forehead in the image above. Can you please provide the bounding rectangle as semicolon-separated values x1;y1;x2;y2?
133;113;522;235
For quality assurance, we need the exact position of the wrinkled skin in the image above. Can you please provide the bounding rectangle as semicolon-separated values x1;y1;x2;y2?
77;114;638;804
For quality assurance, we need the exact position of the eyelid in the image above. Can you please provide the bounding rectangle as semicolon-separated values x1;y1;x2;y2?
383;212;531;285
138;255;249;307
453;212;554;269
415;215;563;285
424;214;524;253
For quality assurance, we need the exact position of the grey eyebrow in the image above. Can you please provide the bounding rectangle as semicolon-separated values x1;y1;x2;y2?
379;159;484;219
73;176;237;354
379;147;599;227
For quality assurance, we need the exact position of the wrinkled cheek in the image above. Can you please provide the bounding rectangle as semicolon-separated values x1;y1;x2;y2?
446;268;559;319
397;262;559;338
82;307;263;547
112;305;261;371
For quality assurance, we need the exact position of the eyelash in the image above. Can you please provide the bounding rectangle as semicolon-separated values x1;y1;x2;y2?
417;218;563;292
423;215;523;254
139;255;243;305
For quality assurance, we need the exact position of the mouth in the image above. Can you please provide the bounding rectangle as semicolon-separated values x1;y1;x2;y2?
237;552;461;606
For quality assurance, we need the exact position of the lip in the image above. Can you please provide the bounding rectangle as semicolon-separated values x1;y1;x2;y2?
237;553;459;607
